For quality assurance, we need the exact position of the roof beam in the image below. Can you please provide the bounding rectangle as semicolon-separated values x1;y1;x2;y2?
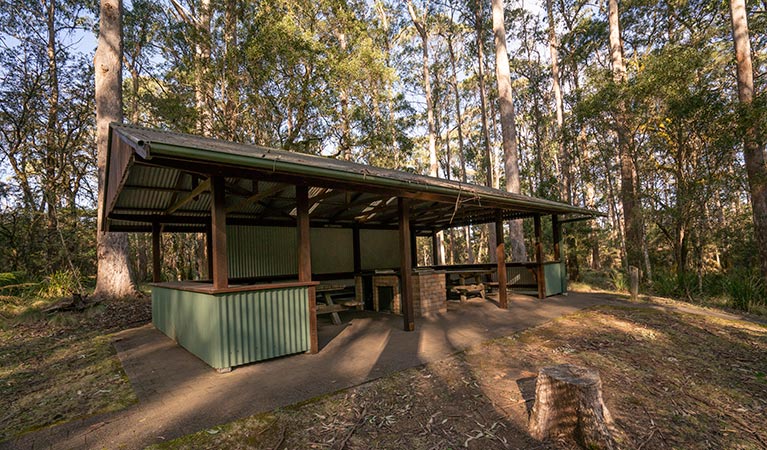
226;183;290;213
165;178;210;214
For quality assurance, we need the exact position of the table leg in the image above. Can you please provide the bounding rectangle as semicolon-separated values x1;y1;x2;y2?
324;292;342;325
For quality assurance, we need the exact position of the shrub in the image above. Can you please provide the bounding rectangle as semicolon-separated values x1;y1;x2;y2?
721;272;765;312
38;269;82;299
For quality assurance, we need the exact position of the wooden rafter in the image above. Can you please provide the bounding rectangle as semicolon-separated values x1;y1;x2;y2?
226;183;290;213
166;178;210;214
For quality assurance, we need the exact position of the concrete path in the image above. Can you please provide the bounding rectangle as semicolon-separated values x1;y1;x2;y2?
3;292;628;450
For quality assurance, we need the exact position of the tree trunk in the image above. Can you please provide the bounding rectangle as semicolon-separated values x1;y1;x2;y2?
195;0;211;136
407;1;443;264
729;0;767;281
546;0;570;203
529;364;618;449
492;0;527;262
474;0;494;189
447;33;475;265
44;0;61;273
95;0;138;299
406;0;438;178
608;0;642;272
223;0;238;140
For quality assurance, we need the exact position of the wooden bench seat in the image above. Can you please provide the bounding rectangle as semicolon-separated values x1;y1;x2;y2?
316;304;348;315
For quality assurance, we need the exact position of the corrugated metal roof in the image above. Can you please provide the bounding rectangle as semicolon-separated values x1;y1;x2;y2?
106;123;603;231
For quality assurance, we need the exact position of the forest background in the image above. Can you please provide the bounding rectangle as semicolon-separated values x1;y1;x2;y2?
1;0;766;313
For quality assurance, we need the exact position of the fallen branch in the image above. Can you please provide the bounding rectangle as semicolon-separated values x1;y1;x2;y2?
338;406;367;450
271;425;286;450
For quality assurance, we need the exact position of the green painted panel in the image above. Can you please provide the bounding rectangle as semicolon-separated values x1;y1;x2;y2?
311;228;354;274
227;226;354;278
228;226;297;278
152;286;310;369
544;263;566;296
360;229;400;270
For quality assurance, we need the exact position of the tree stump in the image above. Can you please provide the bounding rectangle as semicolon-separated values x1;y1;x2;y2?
529;364;618;449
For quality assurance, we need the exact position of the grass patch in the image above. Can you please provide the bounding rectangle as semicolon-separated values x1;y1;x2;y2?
0;295;151;441
149;305;767;449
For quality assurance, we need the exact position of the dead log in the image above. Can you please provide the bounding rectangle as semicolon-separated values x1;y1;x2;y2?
529;364;618;449
42;292;101;313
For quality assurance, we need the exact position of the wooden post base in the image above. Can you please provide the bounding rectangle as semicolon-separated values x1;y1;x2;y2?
529;364;618;449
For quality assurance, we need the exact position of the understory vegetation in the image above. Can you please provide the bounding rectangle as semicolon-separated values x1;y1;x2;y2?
0;294;151;441
149;305;767;449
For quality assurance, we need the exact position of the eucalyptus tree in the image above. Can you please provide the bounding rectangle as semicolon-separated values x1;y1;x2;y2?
95;0;138;298
491;0;527;261
729;0;767;282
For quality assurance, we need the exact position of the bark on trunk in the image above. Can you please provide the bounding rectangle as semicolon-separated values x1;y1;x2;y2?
223;0;238;140
546;0;570;203
529;364;618;449
475;0;494;188
95;0;138;299
492;0;527;261
195;0;211;136
407;0;438;178
729;0;767;281
447;33;474;265
608;0;642;272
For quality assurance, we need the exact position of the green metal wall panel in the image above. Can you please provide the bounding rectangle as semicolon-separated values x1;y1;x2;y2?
227;226;355;278
228;226;297;278
360;229;400;270
152;286;310;369
310;228;354;274
219;287;309;368
544;263;566;296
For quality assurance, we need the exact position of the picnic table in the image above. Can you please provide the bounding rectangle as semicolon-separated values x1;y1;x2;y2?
445;268;493;285
315;284;361;325
445;269;493;302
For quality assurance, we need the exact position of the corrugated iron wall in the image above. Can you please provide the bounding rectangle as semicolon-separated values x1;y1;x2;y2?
152;286;310;369
228;225;357;278
228;226;297;278
544;263;567;296
219;287;310;367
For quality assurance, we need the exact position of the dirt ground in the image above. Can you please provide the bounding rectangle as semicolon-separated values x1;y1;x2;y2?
149;305;767;450
0;296;151;441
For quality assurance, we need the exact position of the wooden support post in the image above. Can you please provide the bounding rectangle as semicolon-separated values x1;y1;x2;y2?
399;197;415;331
210;176;229;290
352;225;361;274
552;214;562;261
206;223;213;281
410;225;418;268
151;222;161;282
297;185;318;353
495;213;508;308
431;231;442;266
534;214;545;299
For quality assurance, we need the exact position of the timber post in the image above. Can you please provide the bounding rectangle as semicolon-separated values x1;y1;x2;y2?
534;214;545;299
495;212;508;308
210;176;228;290
552;214;562;261
431;230;441;266
296;185;318;353
399;197;415;331
151;222;161;282
352;225;361;274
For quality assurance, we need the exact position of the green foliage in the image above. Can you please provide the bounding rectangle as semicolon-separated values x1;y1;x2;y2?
721;272;766;312
38;270;83;299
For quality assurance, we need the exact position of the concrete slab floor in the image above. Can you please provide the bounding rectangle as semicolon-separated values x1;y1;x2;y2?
2;292;622;450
